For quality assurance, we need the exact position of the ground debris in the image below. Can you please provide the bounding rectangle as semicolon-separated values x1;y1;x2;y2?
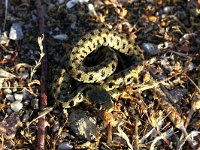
0;0;199;149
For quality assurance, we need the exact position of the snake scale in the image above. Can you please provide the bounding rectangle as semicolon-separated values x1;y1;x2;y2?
53;28;144;111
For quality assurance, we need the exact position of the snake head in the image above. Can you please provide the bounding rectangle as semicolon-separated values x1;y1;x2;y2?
85;85;114;112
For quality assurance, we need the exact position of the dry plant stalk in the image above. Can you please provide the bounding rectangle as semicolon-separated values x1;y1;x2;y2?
147;69;197;149
29;35;45;82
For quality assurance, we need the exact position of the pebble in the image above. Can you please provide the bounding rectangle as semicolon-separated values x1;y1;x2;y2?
169;88;188;103
179;33;196;44
4;55;12;59
58;142;73;150
68;110;100;141
14;93;24;101
141;43;160;55
9;23;24;40
52;34;68;41
163;6;173;14
58;0;65;4
52;123;60;133
66;0;78;9
31;98;39;109
88;4;97;16
66;0;89;9
185;62;194;71
6;94;15;102
23;90;30;100
6;108;13;115
4;88;12;95
22;112;30;123
21;71;29;79
11;101;23;112
23;99;30;106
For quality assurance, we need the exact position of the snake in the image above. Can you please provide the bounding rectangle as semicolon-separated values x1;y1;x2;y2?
53;28;144;111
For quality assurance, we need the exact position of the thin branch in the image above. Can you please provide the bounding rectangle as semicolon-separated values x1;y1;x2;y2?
35;0;47;150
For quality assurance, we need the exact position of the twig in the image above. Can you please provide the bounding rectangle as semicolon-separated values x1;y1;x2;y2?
134;115;139;150
3;0;8;30
35;0;47;150
29;35;45;82
147;69;197;150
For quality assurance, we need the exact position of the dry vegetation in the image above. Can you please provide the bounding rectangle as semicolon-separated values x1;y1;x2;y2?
0;0;200;149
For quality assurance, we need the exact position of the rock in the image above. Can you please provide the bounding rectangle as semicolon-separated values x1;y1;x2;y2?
68;110;100;141
21;71;29;79
169;88;188;103
6;94;15;102
31;98;39;109
52;123;60;133
6;108;13;115
66;0;78;9
185;62;194;71
58;142;73;150
23;99;30;106
58;0;65;4
22;112;30;123
163;6;173;14
14;93;23;101
4;55;12;59
11;101;23;112
9;23;24;40
4;88;12;95
88;4;97;16
52;34;68;41
141;43;160;55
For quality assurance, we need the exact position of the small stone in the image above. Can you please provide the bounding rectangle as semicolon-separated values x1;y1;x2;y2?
67;14;77;23
21;71;29;79
6;94;15;102
185;62;194;71
23;99;30;106
4;88;12;95
66;0;78;9
12;88;18;93
58;142;73;150
14;93;23;101
141;43;160;55
163;6;173;14
58;0;65;4
22;112;30;123
23;90;30;100
11;101;23;112
69;110;100;141
9;23;24;40
31;98;39;109
88;4;97;16
52;34;68;41
169;88;188;103
0;31;9;45
4;55;12;59
6;108;13;115
52;123;60;133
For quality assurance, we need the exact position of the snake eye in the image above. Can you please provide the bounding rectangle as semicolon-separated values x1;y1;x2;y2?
95;103;102;110
69;101;74;107
126;77;131;83
77;73;82;79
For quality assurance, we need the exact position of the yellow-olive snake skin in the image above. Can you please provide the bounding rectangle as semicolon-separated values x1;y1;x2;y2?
53;28;144;110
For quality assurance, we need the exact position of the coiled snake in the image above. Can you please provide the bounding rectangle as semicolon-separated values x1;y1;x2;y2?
53;28;144;111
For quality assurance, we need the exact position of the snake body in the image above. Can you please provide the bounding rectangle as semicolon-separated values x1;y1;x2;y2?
53;28;144;110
